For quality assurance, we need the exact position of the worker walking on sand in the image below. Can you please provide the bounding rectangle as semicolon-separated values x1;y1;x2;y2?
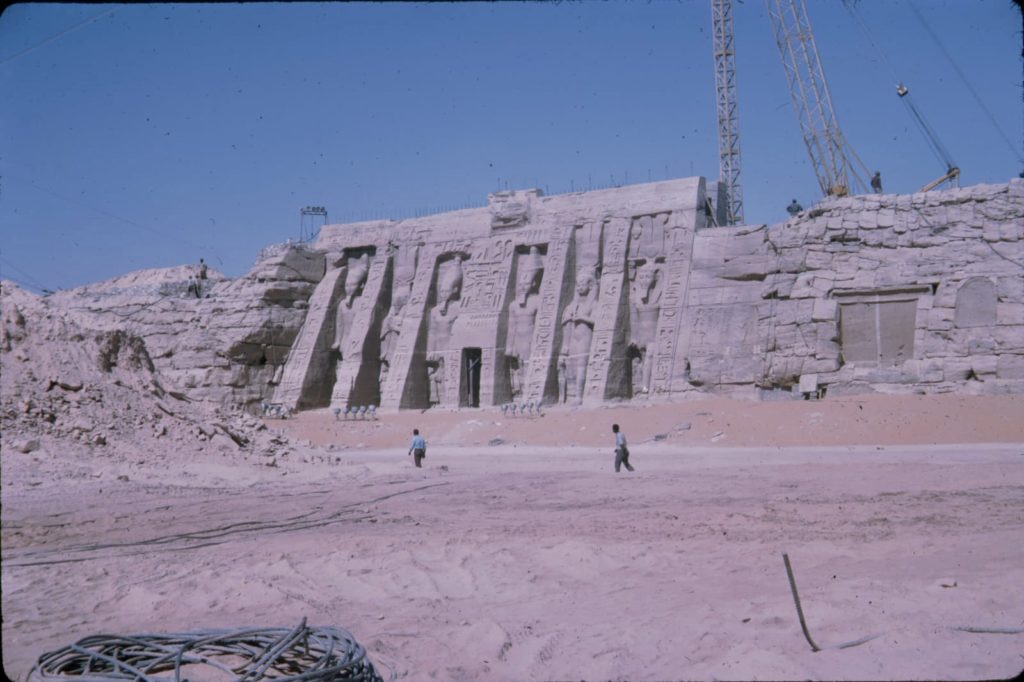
408;428;427;468
612;423;634;473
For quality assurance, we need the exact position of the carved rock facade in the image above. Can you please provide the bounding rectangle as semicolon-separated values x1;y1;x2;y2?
48;178;1024;411
273;177;1024;409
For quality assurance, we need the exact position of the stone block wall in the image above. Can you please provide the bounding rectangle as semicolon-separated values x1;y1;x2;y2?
752;179;1024;395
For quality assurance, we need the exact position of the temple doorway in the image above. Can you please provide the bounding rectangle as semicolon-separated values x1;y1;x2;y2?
461;348;482;407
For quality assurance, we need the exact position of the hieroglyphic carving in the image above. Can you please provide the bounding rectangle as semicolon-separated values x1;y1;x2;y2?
626;214;669;395
582;217;630;403
524;225;573;404
557;221;607;404
651;213;696;394
331;251;387;406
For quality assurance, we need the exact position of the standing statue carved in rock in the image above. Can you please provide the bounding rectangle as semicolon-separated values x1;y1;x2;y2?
628;260;663;395
425;256;464;406
559;266;599;404
505;246;544;402
331;253;370;365
377;241;420;392
377;289;406;387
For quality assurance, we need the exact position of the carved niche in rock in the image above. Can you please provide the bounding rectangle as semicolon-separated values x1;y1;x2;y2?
629;260;664;394
558;221;604;405
504;245;546;401
378;243;419;387
559;266;599;404
425;255;465;406
331;251;371;364
626;214;669;396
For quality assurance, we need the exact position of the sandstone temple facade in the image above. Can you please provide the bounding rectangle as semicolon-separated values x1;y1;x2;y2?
269;177;1024;411
48;177;1024;412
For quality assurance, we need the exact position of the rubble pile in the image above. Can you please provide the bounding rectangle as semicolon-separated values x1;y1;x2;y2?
1;282;292;467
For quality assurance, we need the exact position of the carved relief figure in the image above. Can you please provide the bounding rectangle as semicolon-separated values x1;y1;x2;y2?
628;259;663;394
425;256;464;406
505;246;544;401
559;266;599;404
377;289;405;386
331;253;370;361
378;242;419;388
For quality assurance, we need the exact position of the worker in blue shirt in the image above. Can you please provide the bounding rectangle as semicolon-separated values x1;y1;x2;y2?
408;428;427;468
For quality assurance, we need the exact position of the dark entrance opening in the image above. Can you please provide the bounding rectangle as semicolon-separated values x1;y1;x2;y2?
461;348;482;407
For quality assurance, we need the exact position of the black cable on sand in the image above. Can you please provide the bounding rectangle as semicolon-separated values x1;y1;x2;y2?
28;618;394;682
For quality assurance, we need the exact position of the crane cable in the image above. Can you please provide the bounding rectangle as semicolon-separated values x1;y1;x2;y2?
907;1;1024;166
840;1;960;177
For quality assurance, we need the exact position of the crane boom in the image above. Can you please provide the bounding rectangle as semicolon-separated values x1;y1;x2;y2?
765;0;867;197
711;0;744;225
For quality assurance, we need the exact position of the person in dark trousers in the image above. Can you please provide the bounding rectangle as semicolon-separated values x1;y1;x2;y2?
870;171;883;194
612;423;634;473
408;428;426;468
198;258;208;280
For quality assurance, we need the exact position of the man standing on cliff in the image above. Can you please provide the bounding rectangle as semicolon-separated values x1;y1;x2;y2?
408;428;427;468
612;423;634;473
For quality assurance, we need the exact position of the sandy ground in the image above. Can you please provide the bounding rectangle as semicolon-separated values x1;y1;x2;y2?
3;394;1024;681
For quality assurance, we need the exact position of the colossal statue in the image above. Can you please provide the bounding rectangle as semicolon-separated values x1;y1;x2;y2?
628;259;663;394
378;242;420;387
425;255;464;406
377;290;405;385
505;246;544;401
559;266;599;404
331;253;370;361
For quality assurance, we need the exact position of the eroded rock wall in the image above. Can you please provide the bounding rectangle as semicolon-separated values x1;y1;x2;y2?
49;243;323;411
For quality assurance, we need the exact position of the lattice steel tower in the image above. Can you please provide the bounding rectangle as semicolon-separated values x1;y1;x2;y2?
766;0;867;197
711;0;744;225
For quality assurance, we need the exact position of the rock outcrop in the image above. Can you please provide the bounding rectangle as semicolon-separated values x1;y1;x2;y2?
48;243;323;412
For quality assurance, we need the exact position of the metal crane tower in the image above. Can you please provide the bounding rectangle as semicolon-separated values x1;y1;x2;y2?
711;0;744;224
766;0;868;198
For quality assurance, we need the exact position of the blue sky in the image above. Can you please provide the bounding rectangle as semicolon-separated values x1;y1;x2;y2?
1;1;1021;292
